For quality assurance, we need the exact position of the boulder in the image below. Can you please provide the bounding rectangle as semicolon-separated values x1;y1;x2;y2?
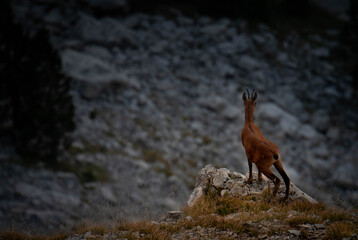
87;0;127;10
312;110;330;133
61;49;115;82
238;55;260;71
163;211;185;222
256;103;301;137
217;42;236;55
74;13;137;45
234;34;250;53
74;13;103;42
175;68;202;83
198;95;227;111
311;47;330;57
84;45;113;61
200;21;229;35
187;165;317;206
222;105;241;120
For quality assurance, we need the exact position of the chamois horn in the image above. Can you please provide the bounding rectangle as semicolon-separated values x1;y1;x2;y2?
246;88;250;99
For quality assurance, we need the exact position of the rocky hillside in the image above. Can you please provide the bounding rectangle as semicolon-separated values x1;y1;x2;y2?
1;0;358;234
2;165;357;240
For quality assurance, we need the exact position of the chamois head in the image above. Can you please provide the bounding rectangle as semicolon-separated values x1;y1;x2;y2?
242;88;257;106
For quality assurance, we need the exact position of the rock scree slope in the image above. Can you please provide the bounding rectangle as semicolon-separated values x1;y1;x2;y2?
1;0;358;233
14;165;356;240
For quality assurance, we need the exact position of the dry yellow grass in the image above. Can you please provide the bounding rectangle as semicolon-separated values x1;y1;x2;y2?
183;193;272;219
2;193;357;239
73;221;114;235
182;194;358;237
287;215;321;226
326;222;355;239
119;220;171;240
286;199;326;213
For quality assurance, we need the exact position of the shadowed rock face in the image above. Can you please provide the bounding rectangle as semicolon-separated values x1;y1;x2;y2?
188;165;316;206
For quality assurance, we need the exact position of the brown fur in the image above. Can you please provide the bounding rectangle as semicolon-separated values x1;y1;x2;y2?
241;89;290;202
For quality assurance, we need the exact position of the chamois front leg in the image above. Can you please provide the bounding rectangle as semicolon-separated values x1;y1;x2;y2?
260;168;281;203
247;159;253;184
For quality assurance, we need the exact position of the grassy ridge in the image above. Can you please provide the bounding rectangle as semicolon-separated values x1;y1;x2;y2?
1;191;357;240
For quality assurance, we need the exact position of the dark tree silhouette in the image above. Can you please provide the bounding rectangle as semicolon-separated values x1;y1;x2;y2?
348;0;358;90
0;1;75;163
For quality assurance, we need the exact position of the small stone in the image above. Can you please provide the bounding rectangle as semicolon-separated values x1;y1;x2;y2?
243;222;257;228
165;211;185;221
224;213;241;220
234;34;250;53
187;187;204;207
222;106;241;120
258;234;268;239
314;224;325;229
133;231;140;238
218;42;236;55
288;230;301;236
299;224;313;230
299;124;318;139
212;169;229;188
238;55;259;71
228;173;237;179
201;21;229;35
287;210;298;218
312;47;330;57
221;190;229;196
198;95;227;111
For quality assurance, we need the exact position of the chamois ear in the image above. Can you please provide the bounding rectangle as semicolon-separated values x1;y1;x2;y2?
252;92;257;101
242;92;247;101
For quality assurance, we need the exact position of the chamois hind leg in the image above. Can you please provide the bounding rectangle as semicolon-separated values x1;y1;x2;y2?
259;167;281;203
247;159;253;184
274;160;290;202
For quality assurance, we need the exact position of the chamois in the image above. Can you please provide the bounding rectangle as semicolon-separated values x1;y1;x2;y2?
241;89;290;202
